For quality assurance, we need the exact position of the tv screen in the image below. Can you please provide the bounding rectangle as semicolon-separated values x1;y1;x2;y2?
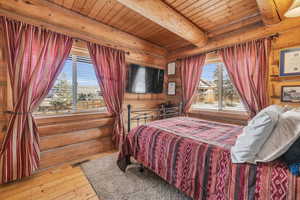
126;64;164;94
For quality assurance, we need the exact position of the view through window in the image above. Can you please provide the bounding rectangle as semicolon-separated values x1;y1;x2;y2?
192;63;245;111
35;55;106;115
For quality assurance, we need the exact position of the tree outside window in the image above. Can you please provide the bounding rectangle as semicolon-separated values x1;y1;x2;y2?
192;63;245;111
35;55;106;115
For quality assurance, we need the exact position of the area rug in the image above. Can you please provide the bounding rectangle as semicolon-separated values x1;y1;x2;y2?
80;154;191;200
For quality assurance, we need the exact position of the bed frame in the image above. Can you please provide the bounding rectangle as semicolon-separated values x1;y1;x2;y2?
127;103;183;132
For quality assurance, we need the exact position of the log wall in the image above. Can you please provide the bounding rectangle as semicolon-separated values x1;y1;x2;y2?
268;26;300;107
0;31;167;169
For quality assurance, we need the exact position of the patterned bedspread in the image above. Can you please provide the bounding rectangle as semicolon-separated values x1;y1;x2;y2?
117;117;300;200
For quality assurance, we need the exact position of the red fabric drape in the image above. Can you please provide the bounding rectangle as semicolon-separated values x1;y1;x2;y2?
219;38;271;118
87;43;126;149
0;17;73;184
180;54;206;113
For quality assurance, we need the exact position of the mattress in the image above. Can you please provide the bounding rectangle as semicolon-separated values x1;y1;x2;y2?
117;117;300;200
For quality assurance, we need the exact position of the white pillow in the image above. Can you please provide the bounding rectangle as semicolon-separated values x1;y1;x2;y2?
231;105;286;164
255;110;300;163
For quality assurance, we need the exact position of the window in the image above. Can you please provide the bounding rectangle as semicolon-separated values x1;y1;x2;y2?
192;62;245;111
35;55;106;115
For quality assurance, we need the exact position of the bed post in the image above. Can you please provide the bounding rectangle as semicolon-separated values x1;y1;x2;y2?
179;102;183;116
127;104;131;132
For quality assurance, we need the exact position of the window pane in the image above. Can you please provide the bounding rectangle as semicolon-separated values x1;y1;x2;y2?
35;56;107;115
76;59;106;112
222;66;245;111
192;63;219;110
36;59;73;115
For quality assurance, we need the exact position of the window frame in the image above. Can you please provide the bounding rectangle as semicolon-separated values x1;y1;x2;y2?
191;57;247;114
34;50;107;117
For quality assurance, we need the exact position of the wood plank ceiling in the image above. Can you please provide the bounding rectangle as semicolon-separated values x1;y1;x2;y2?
48;0;262;52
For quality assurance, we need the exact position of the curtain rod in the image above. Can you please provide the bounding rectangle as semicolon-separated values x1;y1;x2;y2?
176;33;280;60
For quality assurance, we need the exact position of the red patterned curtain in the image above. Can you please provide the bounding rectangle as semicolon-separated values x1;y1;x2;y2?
180;54;206;113
87;43;126;149
0;17;73;184
219;38;271;118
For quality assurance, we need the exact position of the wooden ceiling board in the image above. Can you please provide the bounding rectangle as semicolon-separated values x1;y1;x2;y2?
95;0;119;22
79;0;98;16
62;0;75;9
120;12;148;32
143;28;166;40
175;0;202;11
165;0;215;16
207;14;262;37
198;6;260;31
163;0;260;31
46;0;262;52
187;0;250;20
72;0;86;13
191;0;256;23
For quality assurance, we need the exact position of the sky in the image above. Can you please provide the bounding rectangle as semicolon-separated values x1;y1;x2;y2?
56;60;99;86
201;63;230;81
201;63;218;81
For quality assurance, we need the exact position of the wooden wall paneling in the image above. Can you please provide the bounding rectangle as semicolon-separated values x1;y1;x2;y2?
40;126;113;151
36;112;112;126
38;117;114;136
188;112;248;125
268;26;300;107
40;136;114;169
124;50;167;111
166;61;182;104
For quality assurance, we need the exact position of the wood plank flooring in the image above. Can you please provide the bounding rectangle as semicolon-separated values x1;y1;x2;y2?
0;151;116;200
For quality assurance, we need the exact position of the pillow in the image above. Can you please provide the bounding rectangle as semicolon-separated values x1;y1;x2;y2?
254;110;300;163
231;105;286;164
291;107;300;112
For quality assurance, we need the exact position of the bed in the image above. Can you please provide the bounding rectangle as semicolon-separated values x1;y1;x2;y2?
117;109;300;200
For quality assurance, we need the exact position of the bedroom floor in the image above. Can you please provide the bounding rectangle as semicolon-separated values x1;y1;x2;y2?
0;151;116;200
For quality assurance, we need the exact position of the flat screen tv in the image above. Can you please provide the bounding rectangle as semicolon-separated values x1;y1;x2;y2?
126;64;164;94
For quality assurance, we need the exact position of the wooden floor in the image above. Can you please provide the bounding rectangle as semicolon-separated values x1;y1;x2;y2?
0;151;116;200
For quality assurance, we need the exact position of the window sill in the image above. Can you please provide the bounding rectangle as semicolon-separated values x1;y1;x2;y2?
188;109;249;125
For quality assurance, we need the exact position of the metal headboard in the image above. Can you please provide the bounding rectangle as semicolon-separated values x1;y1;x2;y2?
127;103;183;132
